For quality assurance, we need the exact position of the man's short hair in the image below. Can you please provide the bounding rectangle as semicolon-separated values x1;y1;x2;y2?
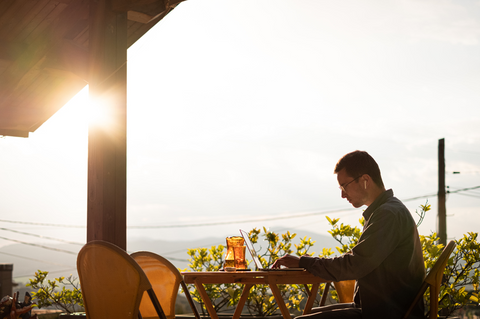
334;151;385;189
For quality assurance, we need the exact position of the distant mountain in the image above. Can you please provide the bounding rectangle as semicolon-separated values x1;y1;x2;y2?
1;228;339;283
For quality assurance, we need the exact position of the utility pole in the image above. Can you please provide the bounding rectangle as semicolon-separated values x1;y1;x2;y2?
438;138;447;246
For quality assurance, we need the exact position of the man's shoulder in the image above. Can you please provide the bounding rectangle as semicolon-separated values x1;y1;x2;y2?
383;195;407;208
377;196;413;220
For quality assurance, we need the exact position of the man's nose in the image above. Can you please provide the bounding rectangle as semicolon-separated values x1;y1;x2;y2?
341;190;347;198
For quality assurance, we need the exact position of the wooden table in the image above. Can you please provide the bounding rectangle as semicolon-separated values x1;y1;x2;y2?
182;270;331;319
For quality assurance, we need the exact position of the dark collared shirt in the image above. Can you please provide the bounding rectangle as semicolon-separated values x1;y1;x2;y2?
299;189;425;319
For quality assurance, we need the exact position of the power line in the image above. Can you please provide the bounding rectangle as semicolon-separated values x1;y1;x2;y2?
0;228;84;246
399;185;480;202
15;268;78;279
401;193;437;202
0;236;78;255
447;185;480;194
0;228;218;260
0;219;84;228
0;237;188;264
453;192;480;199
0;251;72;267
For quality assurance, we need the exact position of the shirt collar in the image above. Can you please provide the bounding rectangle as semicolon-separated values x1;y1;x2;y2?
362;189;394;220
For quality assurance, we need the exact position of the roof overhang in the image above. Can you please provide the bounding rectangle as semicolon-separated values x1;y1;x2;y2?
0;0;184;137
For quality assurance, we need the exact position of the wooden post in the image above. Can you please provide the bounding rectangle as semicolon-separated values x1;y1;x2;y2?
87;0;128;250
438;138;447;246
0;264;13;297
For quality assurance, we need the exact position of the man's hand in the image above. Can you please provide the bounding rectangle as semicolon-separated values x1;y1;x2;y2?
271;254;301;269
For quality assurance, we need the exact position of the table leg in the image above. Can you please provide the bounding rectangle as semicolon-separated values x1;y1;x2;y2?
302;283;320;315
232;284;254;319
268;283;291;319
194;279;219;319
319;282;331;306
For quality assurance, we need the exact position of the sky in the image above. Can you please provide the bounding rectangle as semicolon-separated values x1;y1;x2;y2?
1;0;480;270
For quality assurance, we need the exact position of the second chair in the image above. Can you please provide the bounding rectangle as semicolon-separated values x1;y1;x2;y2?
131;251;201;319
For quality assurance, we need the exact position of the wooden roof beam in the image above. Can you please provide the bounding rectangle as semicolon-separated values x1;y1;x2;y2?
0;39;87;110
0;1;88;105
0;41;27;61
0;106;45;137
0;129;29;138
47;39;89;82
127;9;165;24
115;0;185;24
112;0;163;12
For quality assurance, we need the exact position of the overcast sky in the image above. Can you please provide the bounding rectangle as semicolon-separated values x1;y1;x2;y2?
1;0;480;262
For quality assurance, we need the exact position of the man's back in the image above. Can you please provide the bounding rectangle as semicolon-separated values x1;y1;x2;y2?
355;190;425;318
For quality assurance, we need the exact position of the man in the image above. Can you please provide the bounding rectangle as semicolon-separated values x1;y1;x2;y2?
272;151;425;319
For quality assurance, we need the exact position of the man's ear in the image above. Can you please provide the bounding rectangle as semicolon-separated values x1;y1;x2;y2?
362;174;372;189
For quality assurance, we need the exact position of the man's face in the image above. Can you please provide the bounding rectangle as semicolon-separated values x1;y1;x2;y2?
336;168;366;208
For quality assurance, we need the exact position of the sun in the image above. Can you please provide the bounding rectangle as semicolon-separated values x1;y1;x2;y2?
87;85;128;131
88;93;115;128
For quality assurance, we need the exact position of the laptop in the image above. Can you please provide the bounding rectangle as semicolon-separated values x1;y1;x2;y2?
239;229;305;271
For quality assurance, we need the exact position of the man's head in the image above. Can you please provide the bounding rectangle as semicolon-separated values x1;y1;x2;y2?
334;151;386;207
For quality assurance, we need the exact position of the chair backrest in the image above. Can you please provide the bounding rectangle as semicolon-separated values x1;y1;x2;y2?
131;251;200;319
403;240;456;319
77;241;166;319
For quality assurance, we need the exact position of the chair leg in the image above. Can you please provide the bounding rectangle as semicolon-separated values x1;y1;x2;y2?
181;281;201;319
429;285;439;319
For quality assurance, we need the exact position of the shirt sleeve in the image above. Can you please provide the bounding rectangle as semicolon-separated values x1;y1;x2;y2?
299;206;401;281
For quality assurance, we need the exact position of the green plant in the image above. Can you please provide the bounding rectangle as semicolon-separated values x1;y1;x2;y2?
27;270;84;314
421;232;480;317
326;215;363;254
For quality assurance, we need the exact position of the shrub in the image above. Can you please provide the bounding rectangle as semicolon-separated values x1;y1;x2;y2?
27;270;84;314
421;232;480;317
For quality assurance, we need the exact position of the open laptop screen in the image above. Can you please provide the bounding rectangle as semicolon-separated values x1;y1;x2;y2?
239;229;304;271
239;229;265;270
